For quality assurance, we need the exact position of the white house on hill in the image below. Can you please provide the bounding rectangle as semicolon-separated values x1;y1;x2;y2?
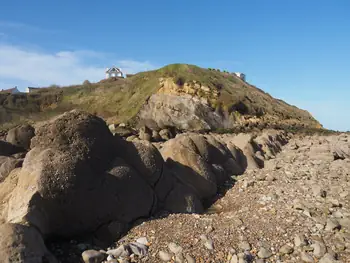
25;87;40;93
233;72;246;81
105;67;124;79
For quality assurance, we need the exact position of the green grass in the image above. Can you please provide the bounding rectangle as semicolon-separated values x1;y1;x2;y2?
0;63;321;131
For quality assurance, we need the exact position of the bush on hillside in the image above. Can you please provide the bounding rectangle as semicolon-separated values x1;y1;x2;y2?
175;76;186;86
83;80;91;85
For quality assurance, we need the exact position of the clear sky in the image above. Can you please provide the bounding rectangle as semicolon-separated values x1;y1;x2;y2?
0;0;349;131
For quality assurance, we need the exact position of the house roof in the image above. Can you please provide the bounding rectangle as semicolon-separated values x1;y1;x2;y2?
106;67;123;73
0;87;19;93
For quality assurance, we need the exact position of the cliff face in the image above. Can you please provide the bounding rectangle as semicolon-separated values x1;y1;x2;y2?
0;64;321;131
134;65;321;131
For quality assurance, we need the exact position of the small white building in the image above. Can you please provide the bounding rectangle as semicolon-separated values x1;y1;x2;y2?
0;87;20;94
233;72;246;81
25;87;40;93
105;67;124;79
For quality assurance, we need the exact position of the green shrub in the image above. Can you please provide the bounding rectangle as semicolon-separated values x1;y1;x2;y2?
175;76;186;86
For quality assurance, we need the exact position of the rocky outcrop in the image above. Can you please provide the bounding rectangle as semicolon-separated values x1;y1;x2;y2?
160;130;290;211
6;110;155;238
6;124;35;150
0;110;294;263
331;134;350;160
0;156;23;182
0;223;57;263
138;93;224;131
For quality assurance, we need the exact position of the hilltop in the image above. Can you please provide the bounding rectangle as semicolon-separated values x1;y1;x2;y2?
0;64;321;131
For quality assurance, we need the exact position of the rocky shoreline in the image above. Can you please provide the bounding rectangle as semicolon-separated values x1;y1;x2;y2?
0;110;348;263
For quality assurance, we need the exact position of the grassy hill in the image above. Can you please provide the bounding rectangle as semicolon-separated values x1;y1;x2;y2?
0;64;321;130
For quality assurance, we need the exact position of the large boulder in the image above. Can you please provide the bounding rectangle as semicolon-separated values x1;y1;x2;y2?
137;94;224;130
115;139;163;187
0;169;21;223
161;135;217;199
161;134;233;200
0;223;57;263
0;156;23;182
331;134;350;160
6;124;35;150
7;110;155;238
225;133;263;169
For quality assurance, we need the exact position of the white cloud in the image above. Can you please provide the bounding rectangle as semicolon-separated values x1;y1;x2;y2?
0;44;157;90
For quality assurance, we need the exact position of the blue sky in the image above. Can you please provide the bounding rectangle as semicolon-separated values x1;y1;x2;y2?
0;0;349;131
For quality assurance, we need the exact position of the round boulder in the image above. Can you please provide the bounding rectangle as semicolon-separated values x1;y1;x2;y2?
161;134;217;199
7;110;155;238
6;124;35;150
0;223;57;263
115;139;164;187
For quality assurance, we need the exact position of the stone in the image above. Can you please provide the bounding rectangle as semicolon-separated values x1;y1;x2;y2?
7;110;155;238
162;136;214;196
239;241;251;251
200;234;214;250
279;244;293;255
319;253;339;263
230;254;238;263
115;139;164;186
325;218;341;231
6;124;35;149
152;130;162;142
82;250;106;263
126;135;138;142
338;217;350;230
107;255;114;261
311;242;326;258
257;247;272;259
175;253;185;263
300;252;315;262
295;234;308;247
129;242;148;257
106;245;130;258
139;126;152;141
159;129;174;141
159;251;172;261
114;127;135;137
0;223;57;263
237;252;248;263
168;242;183;254
185;254;196;263
136;237;149;246
0;156;23;182
161;134;232;199
312;185;327;198
332;141;350;160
